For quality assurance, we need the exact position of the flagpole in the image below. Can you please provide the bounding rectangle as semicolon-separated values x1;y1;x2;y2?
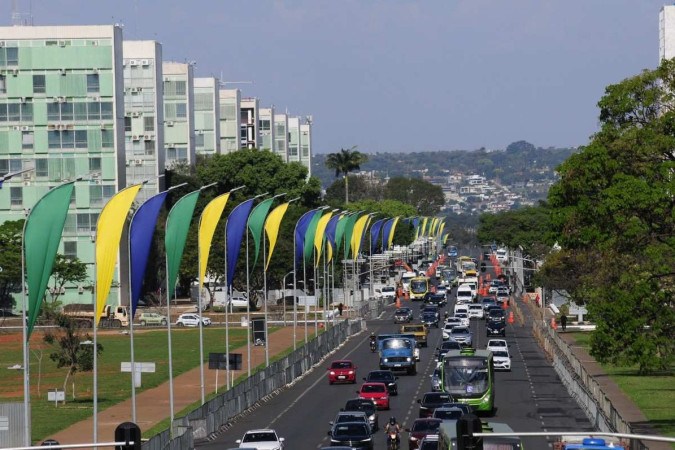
92;240;98;445
164;256;175;434
127;223;137;423
292;224;298;351
262;230;269;366
303;252;308;343
197;239;206;404
20;218;30;446
245;229;251;377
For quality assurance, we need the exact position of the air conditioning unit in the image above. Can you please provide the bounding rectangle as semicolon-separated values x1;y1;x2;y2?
166;121;174;127
22;180;30;187
56;124;67;130
143;134;153;141
59;69;66;76
141;59;150;66
130;87;140;93
12;126;20;131
129;59;138;66
0;41;5;48
134;159;143;166
10;68;18;76
57;96;66;103
132;135;140;141
94;179;102;185
126;160;132;167
58;40;67;47
22;172;31;180
100;123;106;130
131;111;141;117
20;97;27;104
23;208;30;216
78;285;84;294
21;126;30;131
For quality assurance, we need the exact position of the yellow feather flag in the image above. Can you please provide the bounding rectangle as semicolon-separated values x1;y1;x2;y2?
326;241;334;263
387;217;400;248
95;183;143;325
420;217;428;237
350;214;371;258
313;211;333;266
264;202;290;270
438;221;446;237
198;192;231;290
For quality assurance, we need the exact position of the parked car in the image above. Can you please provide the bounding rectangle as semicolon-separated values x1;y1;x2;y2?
175;313;211;327
393;307;413;323
492;349;512;371
343;398;379;431
327;360;357;384
417;392;454;418
448;327;473;347
235;429;284;449
357;382;390;410
138;312;167;326
327;422;373;449
363;370;398;395
406;418;442;450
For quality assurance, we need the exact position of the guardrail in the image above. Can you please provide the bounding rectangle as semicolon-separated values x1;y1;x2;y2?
141;318;364;450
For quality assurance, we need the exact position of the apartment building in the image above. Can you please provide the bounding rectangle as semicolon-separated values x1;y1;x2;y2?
258;107;274;152
660;5;675;61
273;113;288;162
162;61;195;168
299;119;312;176
122;40;164;203
193;77;220;157
218;88;240;153
0;25;128;306
240;97;259;149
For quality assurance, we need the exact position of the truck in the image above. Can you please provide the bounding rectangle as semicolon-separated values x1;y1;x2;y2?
377;334;417;375
400;323;428;347
62;303;130;328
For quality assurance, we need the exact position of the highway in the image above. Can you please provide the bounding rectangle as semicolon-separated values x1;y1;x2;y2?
198;281;594;449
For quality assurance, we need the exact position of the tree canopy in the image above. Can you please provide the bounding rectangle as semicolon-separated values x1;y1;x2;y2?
384;177;445;215
324;147;369;203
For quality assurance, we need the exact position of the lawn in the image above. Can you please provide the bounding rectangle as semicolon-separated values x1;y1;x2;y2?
569;332;675;438
0;326;248;442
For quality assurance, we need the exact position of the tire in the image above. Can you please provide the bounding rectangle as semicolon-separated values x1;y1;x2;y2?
177;322;184;327
140;320;146;326
161;319;167;326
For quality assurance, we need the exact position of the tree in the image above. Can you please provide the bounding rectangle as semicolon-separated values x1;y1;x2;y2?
546;59;675;373
43;255;89;318
384;177;445;215
324;175;383;206
324;147;369;203
0;220;23;311
43;314;102;401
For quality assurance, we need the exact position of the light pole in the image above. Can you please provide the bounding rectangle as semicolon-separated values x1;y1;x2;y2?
281;271;294;325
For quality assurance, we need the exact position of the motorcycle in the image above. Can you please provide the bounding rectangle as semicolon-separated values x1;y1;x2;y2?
386;429;400;450
369;339;377;353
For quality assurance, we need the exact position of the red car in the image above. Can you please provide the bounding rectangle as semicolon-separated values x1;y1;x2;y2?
357;382;390;410
327;360;357;384
406;418;442;450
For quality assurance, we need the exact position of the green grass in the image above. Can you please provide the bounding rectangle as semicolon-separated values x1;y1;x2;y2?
0;327;248;443
569;332;675;438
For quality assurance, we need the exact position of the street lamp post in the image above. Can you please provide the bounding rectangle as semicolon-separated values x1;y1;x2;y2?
281;271;294;326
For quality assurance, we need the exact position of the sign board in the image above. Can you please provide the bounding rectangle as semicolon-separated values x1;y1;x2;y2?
208;353;228;370
47;390;64;402
121;362;156;388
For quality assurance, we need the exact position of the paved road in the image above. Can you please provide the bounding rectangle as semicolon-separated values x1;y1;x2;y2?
199;284;593;449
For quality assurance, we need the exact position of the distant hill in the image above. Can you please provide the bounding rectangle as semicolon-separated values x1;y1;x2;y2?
312;141;578;189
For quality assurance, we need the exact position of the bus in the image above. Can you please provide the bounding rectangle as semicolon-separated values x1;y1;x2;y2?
438;420;523;449
441;348;494;413
409;276;430;301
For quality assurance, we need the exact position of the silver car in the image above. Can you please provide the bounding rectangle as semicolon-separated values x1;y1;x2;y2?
175;313;212;327
448;326;473;347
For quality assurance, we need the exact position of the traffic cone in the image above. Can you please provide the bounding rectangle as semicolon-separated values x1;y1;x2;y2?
501;300;508;310
508;311;514;324
551;317;557;330
396;296;402;308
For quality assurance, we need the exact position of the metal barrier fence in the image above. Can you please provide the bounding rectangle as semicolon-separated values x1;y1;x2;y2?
532;320;650;450
142;318;364;450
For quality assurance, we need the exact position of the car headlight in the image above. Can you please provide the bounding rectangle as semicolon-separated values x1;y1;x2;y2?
406;357;412;362
383;358;388;363
348;370;354;375
410;436;418;441
329;371;335;375
369;414;375;421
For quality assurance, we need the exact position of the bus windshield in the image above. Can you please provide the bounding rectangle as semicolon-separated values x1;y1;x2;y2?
443;357;489;396
411;279;428;293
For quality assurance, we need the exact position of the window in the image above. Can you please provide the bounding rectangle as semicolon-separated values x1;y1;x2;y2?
74;103;87;120
195;134;205;147
124;117;131;132
0;159;7;176
47;103;60;121
63;241;77;259
9;159;22;172
144;140;154;155
143;116;154;132
174;80;186;96
86;74;99;93
89;157;101;171
101;129;114;148
60;103;73;121
48;131;60;149
10;186;22;206
21;131;33;149
89;186;103;205
75;130;87;148
0;75;5;94
77;213;98;232
35;158;48;177
176;103;187;118
5;47;18;66
33;75;46;94
7;103;19;121
100;102;113;120
88;102;101;120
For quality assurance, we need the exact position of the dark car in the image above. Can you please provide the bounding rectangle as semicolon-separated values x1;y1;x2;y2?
394;307;413;323
427;293;447;307
481;296;498;311
343;398;379;431
421;305;440;321
436;340;462;362
419;434;440;450
486;319;506;337
440;402;474;415
422;311;439;328
432;406;465;421
327;422;373;449
417;392;454;418
486;308;505;323
406;418;442;450
364;370;398;395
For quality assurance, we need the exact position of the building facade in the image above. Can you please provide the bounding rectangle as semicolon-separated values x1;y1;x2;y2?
273;113;288;162
240;97;259;149
299;119;312;176
193;77;220;157
122;40;164;203
258;107;274;151
661;5;675;61
218;88;240;153
162;61;195;168
0;25;129;307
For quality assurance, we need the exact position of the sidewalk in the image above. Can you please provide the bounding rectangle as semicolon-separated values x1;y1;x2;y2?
49;326;298;446
525;297;671;450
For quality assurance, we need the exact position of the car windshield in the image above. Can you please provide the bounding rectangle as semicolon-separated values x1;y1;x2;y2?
451;328;469;335
434;408;463;420
382;287;395;292
331;361;353;369
344;400;375;414
333;423;369;438
395;309;409;315
411;420;441;432
361;384;385;393
382;339;412;350
243;432;277;442
422;393;452;405
336;414;365;423
368;371;394;381
443;359;489;395
493;351;509;357
488;340;506;347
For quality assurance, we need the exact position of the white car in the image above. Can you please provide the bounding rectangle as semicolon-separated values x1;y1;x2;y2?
442;322;457;340
376;286;397;301
486;339;508;353
436;285;447;297
468;304;484;319
176;313;212;327
454;313;470;328
492;349;512;371
236;429;285;449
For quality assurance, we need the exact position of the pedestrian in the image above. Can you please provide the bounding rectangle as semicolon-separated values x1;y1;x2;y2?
560;314;567;332
338;302;344;316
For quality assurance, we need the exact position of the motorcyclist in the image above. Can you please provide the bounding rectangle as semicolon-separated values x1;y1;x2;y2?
444;310;449;321
369;333;377;351
385;417;401;445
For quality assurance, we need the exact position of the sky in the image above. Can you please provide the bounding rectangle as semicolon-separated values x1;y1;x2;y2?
6;1;669;153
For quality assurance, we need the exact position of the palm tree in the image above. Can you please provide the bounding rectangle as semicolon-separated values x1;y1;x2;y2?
325;147;368;203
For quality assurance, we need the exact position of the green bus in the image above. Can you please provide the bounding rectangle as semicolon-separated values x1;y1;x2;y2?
437;420;523;449
441;348;495;413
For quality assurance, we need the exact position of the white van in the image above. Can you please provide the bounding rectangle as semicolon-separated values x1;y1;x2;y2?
454;304;469;316
456;284;473;304
496;248;508;263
